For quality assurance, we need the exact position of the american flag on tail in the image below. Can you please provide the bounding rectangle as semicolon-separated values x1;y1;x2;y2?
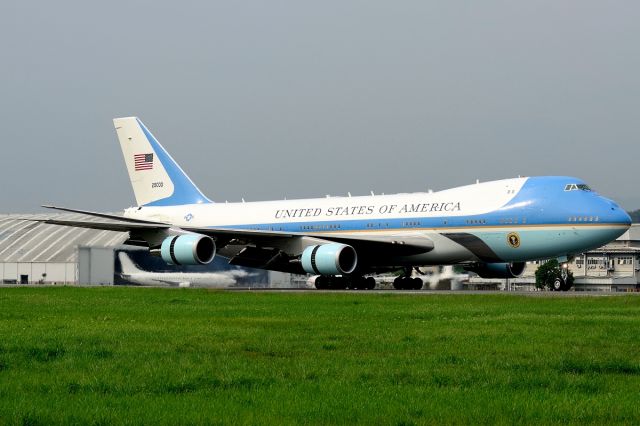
134;153;154;171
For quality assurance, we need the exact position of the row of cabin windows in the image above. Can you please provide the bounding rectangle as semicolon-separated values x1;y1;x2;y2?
254;215;605;231
301;224;342;231
499;218;526;224
466;219;487;225
568;216;599;222
402;221;421;227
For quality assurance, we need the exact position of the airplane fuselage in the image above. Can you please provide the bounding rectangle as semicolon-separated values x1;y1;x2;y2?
125;176;631;269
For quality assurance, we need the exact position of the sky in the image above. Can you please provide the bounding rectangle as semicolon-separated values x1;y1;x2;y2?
1;1;639;213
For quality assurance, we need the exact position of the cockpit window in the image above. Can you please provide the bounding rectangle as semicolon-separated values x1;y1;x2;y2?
564;183;591;192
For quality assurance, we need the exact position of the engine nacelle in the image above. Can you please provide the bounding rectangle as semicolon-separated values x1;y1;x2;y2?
160;234;216;265
301;243;357;276
466;262;526;279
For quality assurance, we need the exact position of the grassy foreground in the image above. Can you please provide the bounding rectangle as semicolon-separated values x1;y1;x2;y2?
0;288;639;425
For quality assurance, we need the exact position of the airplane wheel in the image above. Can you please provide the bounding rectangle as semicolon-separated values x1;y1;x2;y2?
412;278;423;290
315;276;328;290
393;277;404;290
394;277;416;290
365;277;376;290
552;277;564;292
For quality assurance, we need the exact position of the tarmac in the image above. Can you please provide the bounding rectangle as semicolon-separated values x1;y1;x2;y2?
2;284;639;296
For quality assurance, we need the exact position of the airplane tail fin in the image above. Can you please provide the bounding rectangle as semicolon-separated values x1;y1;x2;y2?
113;117;212;207
118;252;142;274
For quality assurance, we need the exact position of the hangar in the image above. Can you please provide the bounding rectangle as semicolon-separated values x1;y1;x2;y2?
0;214;126;284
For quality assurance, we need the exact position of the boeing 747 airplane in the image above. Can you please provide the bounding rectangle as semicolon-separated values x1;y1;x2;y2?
34;117;631;290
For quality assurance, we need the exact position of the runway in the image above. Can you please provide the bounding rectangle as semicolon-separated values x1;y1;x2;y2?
1;284;638;296
225;287;638;297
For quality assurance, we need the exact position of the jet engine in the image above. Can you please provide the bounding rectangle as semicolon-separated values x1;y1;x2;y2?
160;234;216;265
465;262;526;279
301;243;357;276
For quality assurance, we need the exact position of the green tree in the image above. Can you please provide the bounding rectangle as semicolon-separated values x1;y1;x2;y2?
535;259;574;291
628;210;640;223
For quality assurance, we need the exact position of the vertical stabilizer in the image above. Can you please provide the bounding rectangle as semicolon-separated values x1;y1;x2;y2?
118;252;142;274
113;117;212;207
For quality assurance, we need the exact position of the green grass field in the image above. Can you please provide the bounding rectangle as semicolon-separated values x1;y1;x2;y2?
0;288;639;425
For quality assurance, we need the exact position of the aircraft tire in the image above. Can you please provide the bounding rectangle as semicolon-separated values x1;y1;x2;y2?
315;276;328;290
394;277;417;290
365;277;376;290
412;278;423;290
393;277;404;290
552;277;564;292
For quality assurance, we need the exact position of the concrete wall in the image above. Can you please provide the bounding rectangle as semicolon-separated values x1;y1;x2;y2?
78;247;114;286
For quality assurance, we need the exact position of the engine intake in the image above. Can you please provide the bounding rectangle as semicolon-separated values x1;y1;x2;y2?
301;243;357;276
160;234;216;265
466;262;526;279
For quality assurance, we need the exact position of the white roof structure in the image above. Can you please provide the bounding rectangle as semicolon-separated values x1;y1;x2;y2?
617;224;640;242
0;214;127;263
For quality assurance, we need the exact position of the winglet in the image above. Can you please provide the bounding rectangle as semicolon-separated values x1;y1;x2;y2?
113;117;212;207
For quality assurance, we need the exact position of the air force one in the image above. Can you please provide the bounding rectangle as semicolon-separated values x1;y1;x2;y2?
35;117;631;290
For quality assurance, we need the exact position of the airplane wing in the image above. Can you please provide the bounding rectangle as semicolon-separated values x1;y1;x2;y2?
39;205;166;224
28;205;434;272
21;211;168;233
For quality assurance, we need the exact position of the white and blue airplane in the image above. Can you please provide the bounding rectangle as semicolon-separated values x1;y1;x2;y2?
117;252;251;288
37;117;631;290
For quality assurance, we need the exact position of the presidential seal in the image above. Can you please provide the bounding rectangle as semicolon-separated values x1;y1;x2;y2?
507;232;521;248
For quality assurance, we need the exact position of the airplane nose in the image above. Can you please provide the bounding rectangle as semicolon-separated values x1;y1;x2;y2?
618;209;632;226
604;199;632;226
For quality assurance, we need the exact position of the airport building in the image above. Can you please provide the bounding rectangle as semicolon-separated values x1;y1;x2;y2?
0;214;126;285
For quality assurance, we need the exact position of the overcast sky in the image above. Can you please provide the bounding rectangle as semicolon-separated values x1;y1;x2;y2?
1;1;638;213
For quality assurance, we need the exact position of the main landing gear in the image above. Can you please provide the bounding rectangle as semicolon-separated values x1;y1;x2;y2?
393;276;423;290
393;267;424;290
314;275;376;290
